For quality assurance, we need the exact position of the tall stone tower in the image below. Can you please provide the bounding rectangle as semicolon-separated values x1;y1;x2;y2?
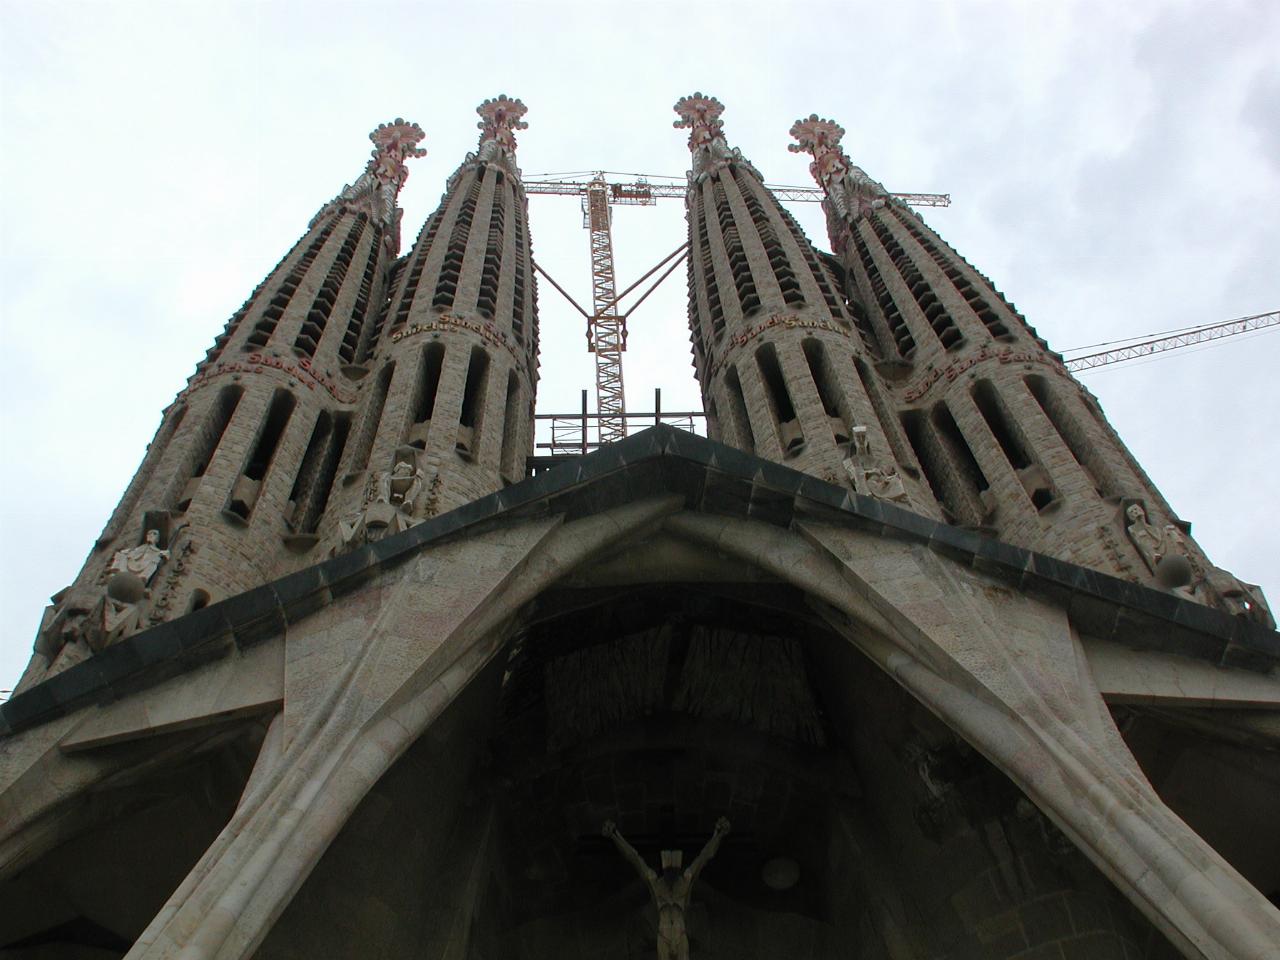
1;97;1277;960
780;111;1270;628
17;118;429;689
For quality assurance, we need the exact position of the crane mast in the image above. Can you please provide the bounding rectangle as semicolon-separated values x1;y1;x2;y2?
584;178;629;443
525;172;951;446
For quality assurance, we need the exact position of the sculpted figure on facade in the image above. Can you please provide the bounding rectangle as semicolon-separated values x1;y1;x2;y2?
336;449;427;553
35;527;171;664
1123;501;1194;588
843;426;908;504
603;817;731;960
108;528;170;584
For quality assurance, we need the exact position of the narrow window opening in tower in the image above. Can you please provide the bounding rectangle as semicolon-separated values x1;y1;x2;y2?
756;343;804;454
476;188;506;320
287;412;333;531
341;220;383;367
209;236;313;360
244;222;336;351
457;346;490;459
931;401;991;521
347;361;395;478
713;180;760;318
499;370;521;485
731;168;803;307
694;190;725;338
724;366;755;453
901;409;971;525
389;213;439;335
869;214;963;352
1024;375;1112;498
782;208;846;321
226;390;296;522
434;174;484;311
512;211;528;345
296;217;365;358
971;380;1029;468
801;339;849;444
890;206;1018;342
407;343;445;450
174;387;243;512
853;224;915;360
972;380;1056;511
853;358;916;476
290;412;351;535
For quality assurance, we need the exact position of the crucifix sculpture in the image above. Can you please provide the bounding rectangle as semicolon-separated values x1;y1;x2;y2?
602;817;731;960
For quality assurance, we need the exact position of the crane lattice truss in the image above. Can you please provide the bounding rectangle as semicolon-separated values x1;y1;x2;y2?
1063;310;1280;372
524;173;950;444
584;181;628;443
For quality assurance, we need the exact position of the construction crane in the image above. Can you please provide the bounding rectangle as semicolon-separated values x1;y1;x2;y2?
525;172;951;444
1063;310;1280;372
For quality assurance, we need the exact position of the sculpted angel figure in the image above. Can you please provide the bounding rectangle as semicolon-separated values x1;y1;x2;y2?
603;817;730;960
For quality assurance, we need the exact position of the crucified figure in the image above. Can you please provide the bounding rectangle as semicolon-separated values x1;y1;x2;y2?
602;817;731;960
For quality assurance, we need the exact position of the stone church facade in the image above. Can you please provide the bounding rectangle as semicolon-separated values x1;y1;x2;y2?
1;96;1277;960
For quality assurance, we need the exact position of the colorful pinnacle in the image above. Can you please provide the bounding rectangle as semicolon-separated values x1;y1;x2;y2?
367;118;428;190
673;92;726;152
476;95;529;152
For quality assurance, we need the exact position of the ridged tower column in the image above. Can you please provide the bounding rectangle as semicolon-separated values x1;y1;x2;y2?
676;93;936;513
20;120;428;690
325;96;539;551
789;113;1271;625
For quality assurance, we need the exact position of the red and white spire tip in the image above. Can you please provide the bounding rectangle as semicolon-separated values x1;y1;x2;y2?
673;92;727;153
367;118;428;192
476;96;529;154
788;114;850;194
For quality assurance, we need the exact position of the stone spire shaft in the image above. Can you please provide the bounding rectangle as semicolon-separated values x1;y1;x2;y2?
790;112;1271;625
322;97;539;550
675;94;934;514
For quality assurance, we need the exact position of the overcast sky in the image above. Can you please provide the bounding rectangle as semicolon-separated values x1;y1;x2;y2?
1;0;1277;690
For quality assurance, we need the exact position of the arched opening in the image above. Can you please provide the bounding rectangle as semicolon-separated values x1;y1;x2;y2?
253;580;1170;960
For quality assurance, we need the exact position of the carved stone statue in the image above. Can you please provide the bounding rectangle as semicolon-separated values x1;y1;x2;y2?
603;817;730;960
108;528;169;585
375;457;426;515
336;450;427;554
1124;502;1164;568
843;426;908;504
1124;502;1194;588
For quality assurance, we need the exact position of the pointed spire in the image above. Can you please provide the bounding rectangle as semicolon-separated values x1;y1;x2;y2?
367;118;429;193
674;92;742;178
475;95;528;167
788;113;887;223
312;118;427;231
